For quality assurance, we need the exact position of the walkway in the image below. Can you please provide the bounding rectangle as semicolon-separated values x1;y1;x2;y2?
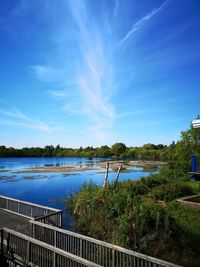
0;209;30;235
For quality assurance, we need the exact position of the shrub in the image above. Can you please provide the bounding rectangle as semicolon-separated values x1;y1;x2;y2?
151;183;194;201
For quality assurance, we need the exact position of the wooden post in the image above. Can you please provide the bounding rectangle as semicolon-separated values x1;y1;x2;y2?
1;229;3;253
54;230;57;247
6;233;10;253
31;206;33;218
31;223;35;239
26;241;30;264
17;202;20;214
103;162;109;187
60;211;63;228
80;238;83;257
114;166;122;185
112;249;115;267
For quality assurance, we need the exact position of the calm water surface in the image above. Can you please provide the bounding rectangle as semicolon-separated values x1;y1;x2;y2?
0;157;158;230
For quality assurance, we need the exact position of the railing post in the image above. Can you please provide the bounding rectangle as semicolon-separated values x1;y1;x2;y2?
54;230;57;247
1;229;4;253
60;211;62;228
31;206;33;218
17;202;20;214
112;249;115;267
31;223;35;239
80;239;83;257
53;230;57;267
53;231;56;267
26;241;30;264
53;252;56;267
6;233;10;253
6;199;8;210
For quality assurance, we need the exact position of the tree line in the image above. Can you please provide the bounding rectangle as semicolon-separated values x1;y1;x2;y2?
1;122;200;163
0;142;174;160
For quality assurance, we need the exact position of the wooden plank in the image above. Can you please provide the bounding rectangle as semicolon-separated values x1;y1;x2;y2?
0;209;30;235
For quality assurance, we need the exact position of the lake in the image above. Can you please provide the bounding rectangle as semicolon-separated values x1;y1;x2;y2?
0;157;158;230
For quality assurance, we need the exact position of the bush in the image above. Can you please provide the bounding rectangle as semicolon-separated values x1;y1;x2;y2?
151;183;194;201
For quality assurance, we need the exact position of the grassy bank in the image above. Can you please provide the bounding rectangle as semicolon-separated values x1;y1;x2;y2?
67;165;200;266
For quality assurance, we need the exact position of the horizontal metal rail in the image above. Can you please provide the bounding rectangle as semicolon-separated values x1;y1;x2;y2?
0;195;62;227
2;228;102;267
31;220;182;267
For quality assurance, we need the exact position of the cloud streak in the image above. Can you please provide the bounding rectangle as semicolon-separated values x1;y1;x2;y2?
0;102;59;133
30;65;67;83
65;0;115;141
27;0;115;143
118;0;168;45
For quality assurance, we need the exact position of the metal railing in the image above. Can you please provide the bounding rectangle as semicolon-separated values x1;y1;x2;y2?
0;195;182;267
0;195;62;227
1;228;102;267
31;220;181;267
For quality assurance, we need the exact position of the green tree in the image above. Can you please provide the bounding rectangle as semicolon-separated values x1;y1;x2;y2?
111;143;127;158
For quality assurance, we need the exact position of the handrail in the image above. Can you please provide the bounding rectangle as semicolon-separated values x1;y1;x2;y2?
0;195;62;227
3;228;102;267
31;220;182;267
34;210;63;227
35;210;62;221
0;195;60;212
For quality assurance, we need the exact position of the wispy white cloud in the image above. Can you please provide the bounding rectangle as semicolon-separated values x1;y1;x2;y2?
0;102;59;133
0;115;58;133
30;65;66;83
48;90;68;99
118;0;168;45
65;0;115;142
0;108;27;120
0;118;59;133
25;0;116;142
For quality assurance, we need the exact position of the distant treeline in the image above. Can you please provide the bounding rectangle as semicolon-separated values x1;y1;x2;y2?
1;124;200;161
0;142;176;160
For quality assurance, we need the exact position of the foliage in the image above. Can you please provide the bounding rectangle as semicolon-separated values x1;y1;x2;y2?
111;142;127;158
151;183;194;201
67;122;200;266
1;122;200;161
68;174;200;266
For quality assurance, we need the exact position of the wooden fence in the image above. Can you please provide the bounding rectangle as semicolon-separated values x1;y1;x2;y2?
30;220;181;267
0;195;62;228
1;228;102;267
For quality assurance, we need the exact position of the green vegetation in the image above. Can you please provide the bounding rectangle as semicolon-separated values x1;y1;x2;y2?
68;124;200;267
0;142;170;159
2;126;198;160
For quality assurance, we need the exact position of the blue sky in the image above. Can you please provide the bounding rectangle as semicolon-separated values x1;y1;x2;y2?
0;0;200;148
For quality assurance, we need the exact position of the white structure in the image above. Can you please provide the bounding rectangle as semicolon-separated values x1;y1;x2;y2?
192;119;200;128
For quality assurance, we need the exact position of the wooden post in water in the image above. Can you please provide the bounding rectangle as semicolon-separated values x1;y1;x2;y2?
103;162;109;187
114;166;122;185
